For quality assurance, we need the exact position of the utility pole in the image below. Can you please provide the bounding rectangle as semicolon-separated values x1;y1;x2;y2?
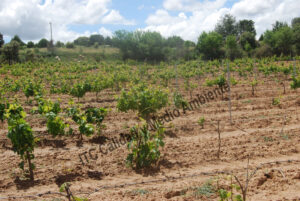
49;22;53;42
49;22;54;55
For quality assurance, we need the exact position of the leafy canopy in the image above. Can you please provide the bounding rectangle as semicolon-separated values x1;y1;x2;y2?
117;83;168;120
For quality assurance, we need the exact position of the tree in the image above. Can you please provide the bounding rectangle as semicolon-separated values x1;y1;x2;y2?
136;31;165;61
196;31;224;60
2;41;19;65
237;19;256;36
254;43;272;58
215;14;238;38
113;30;166;61
37;38;49;48
165;36;184;48
11;35;25;46
225;35;243;61
185;40;195;47
74;36;89;46
183;40;196;60
272;21;288;32
292;17;300;29
89;34;104;46
66;42;75;49
27;41;35;48
0;33;4;48
240;31;256;51
55;41;64;48
294;25;300;54
292;17;300;54
264;26;294;56
104;36;113;46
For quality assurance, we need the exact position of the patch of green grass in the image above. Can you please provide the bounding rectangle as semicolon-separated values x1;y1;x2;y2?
263;136;274;142
280;133;289;140
242;99;252;104
193;181;216;198
130;189;149;196
272;97;280;105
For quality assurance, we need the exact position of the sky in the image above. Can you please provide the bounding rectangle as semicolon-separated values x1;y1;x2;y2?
0;0;299;43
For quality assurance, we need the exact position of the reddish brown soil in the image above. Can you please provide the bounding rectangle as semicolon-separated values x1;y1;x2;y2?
0;74;300;201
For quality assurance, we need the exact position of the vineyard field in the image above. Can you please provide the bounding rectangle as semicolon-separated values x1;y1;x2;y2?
0;58;300;200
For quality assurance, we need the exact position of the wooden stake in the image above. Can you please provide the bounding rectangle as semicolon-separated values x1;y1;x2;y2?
293;57;296;77
217;120;221;160
227;62;232;125
253;58;257;80
175;63;178;91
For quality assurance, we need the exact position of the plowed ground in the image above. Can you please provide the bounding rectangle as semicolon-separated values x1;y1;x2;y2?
0;72;300;201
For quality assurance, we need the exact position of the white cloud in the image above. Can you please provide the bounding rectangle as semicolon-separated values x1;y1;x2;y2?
99;27;113;37
102;10;135;25
145;0;300;41
0;0;134;42
0;0;47;40
145;4;229;41
231;0;300;36
146;9;182;25
163;0;227;12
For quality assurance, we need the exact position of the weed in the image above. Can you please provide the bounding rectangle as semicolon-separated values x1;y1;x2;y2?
263;136;273;142
193;181;215;198
280;133;289;140
131;189;149;196
59;182;88;201
272;97;280;105
242;100;252;104
197;116;205;129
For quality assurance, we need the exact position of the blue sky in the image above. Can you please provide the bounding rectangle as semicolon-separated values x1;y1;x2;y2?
1;0;299;43
68;0;235;36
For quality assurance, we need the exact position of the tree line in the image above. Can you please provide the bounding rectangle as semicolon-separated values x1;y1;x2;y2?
0;14;299;64
197;14;300;61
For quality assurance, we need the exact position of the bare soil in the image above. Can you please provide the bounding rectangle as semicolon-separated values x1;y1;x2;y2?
0;74;300;201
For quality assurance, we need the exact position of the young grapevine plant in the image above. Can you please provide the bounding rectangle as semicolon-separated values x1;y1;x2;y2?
0;102;9;126
173;91;188;109
5;103;36;180
291;76;300;89
70;83;87;101
117;83;168;121
37;97;61;115
126;122;165;169
36;97;67;137
85;107;108;134
67;103;96;142
46;112;67;137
